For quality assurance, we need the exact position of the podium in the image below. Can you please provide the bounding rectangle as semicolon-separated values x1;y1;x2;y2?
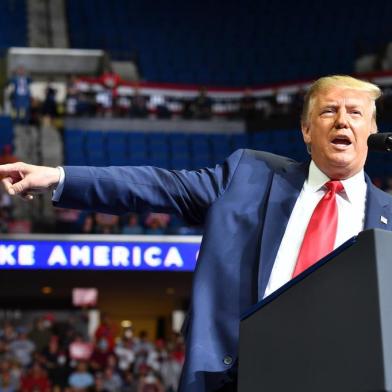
238;229;392;392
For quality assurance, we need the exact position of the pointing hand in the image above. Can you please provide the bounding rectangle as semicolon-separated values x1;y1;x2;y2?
0;162;60;200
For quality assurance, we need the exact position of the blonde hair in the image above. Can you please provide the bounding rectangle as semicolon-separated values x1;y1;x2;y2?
301;75;381;124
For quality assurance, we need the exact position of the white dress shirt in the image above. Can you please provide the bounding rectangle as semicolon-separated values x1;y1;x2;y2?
52;166;65;202
264;161;367;298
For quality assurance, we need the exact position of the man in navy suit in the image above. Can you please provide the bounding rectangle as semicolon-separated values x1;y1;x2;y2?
2;75;392;392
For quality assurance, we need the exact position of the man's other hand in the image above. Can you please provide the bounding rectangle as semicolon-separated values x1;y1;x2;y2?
0;162;60;200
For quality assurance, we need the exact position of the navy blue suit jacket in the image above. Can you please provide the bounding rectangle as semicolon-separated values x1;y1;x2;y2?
55;149;392;392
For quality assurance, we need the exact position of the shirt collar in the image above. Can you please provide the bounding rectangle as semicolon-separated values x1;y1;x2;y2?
305;160;366;204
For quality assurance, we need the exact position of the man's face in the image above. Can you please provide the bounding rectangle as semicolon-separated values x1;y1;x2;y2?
301;86;376;179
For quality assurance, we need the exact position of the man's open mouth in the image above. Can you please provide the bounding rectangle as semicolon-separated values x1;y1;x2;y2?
331;137;352;146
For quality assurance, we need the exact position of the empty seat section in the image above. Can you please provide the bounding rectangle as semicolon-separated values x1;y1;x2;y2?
128;133;148;166
250;132;271;151
107;132;129;166
64;129;86;165
189;134;211;169
85;131;108;166
231;134;250;152
210;134;231;163
0;116;14;149
169;133;190;169
148;133;169;168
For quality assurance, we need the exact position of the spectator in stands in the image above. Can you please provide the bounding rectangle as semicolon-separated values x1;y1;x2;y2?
89;373;108;392
94;213;120;234
121;213;143;235
41;82;58;125
100;66;121;93
116;95;132;117
159;349;182;392
80;213;95;234
137;371;164;392
291;86;307;118
20;361;51;392
153;96;171;119
0;340;9;362
28;318;51;353
133;332;154;376
114;336;135;372
143;213;170;235
146;340;167;373
54;207;82;233
41;336;70;389
7;65;31;124
102;366;123;392
98;65;121;117
68;361;94;390
122;370;138;392
65;76;79;116
238;88;256;121
0;360;20;392
94;314;116;353
130;87;148;118
1;323;17;344
190;87;212;119
90;339;113;372
8;330;35;367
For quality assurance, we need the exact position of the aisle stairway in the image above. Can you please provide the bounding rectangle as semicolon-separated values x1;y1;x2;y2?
27;0;68;48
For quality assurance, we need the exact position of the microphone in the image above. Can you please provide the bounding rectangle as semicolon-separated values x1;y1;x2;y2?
367;133;392;152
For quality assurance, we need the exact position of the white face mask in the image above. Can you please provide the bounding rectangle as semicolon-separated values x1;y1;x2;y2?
98;339;108;351
58;355;66;365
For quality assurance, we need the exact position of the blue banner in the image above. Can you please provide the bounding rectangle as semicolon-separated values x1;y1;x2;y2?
0;236;201;271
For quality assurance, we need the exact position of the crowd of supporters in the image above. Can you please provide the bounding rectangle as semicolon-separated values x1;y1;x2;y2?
0;314;185;392
54;211;202;236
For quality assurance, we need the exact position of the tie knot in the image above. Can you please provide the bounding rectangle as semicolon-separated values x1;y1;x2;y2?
325;180;343;194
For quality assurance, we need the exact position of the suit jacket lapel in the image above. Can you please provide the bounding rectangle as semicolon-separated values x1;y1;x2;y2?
364;174;392;230
257;161;308;300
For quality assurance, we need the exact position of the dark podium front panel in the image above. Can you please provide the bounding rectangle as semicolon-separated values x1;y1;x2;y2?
239;229;392;392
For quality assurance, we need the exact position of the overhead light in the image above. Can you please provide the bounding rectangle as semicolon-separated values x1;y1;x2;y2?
41;286;52;295
121;320;132;328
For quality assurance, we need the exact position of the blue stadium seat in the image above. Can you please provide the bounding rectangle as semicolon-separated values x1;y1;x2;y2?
250;132;271;151
85;131;108;166
107;132;129;166
64;129;85;165
0;116;14;149
231;134;250;151
128;132;148;165
210;134;231;163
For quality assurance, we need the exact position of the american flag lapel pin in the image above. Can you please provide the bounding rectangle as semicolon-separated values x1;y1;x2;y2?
381;216;388;225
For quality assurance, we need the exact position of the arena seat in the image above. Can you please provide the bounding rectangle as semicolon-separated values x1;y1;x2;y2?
85;131;108;166
0;116;14;150
0;0;27;51
127;133;148;166
107;132;128;166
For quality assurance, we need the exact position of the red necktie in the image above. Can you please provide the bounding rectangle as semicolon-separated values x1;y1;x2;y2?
292;180;343;278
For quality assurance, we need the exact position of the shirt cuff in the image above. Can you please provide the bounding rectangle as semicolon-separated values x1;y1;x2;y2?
52;166;65;202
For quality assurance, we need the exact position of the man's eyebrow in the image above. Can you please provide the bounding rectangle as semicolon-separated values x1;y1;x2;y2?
320;100;365;107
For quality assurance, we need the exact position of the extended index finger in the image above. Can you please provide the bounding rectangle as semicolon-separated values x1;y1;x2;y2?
0;162;23;176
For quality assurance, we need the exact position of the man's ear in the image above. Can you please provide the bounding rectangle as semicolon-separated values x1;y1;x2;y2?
371;119;378;134
301;122;311;145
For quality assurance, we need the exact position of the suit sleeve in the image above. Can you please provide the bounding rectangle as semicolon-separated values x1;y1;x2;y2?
54;149;244;225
